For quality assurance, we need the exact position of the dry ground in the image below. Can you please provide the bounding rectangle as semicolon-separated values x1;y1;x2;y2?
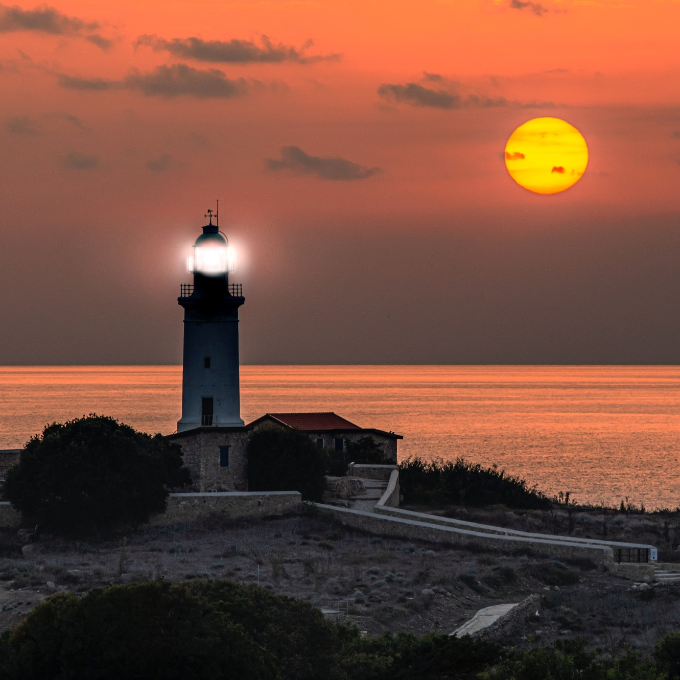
1;511;680;654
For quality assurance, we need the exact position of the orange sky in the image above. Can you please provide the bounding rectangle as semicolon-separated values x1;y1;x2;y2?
2;0;680;364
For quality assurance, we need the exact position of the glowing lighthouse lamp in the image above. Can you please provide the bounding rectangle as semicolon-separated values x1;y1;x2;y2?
177;208;245;432
187;235;236;276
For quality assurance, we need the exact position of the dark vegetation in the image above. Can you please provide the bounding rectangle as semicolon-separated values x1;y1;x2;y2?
2;578;680;680
4;415;190;537
399;458;551;510
327;436;389;476
247;425;327;502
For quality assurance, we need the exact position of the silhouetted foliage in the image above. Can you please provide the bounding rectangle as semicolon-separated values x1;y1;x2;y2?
327;436;388;476
480;638;661;680
399;457;551;509
337;628;504;680
655;631;680;680
4;415;190;537
247;425;327;502
0;581;276;680
187;580;338;680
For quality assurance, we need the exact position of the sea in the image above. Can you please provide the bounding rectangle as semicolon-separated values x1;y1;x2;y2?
1;365;679;510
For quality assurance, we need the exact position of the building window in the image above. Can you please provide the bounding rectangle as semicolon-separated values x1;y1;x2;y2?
316;438;324;449
202;397;213;426
334;437;344;452
204;356;211;369
219;446;230;468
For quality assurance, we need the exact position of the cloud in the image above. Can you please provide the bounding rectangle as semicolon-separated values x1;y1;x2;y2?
123;64;249;99
510;0;549;16
134;34;340;65
64;151;98;169
146;154;171;172
58;74;116;91
85;34;112;50
266;146;381;181
377;83;514;110
673;131;680;139
505;151;525;160
551;166;565;174
378;77;555;110
6;115;39;135
0;4;110;48
378;83;462;110
56;64;251;99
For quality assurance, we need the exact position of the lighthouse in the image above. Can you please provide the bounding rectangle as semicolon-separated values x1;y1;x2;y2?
177;210;245;432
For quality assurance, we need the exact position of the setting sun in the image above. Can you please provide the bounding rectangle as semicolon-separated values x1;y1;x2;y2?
504;117;589;195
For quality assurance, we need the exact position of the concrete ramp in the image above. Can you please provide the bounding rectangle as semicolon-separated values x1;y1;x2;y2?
452;603;520;637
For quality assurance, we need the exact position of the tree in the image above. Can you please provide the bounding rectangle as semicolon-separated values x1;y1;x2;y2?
4;415;190;536
247;425;327;502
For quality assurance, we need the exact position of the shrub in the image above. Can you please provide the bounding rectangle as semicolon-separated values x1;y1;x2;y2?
0;581;276;680
399;457;551;510
327;436;389;476
4;415;190;537
247;425;327;502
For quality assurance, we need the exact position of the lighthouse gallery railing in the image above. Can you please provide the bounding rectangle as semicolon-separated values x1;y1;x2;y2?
179;283;242;298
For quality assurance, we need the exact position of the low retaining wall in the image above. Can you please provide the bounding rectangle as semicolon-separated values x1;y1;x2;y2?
376;469;400;508
0;502;21;529
610;563;656;583
152;491;302;525
375;506;657;556
316;503;615;565
348;464;398;482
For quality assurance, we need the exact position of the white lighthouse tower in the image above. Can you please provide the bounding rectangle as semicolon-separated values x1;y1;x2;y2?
177;210;245;431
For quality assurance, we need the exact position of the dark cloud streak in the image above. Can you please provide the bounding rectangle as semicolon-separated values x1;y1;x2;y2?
266;146;381;181
123;64;248;99
56;64;251;99
0;4;110;48
64;152;99;169
510;0;549;16
5;115;39;135
135;34;340;64
377;82;548;110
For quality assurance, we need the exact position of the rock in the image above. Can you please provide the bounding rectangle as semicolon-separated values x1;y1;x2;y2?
21;544;35;556
46;581;56;589
421;588;435;598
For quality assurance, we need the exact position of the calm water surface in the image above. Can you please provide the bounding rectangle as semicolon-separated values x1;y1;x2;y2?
1;365;679;509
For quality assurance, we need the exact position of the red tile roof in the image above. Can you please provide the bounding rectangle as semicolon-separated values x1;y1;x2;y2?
258;412;361;431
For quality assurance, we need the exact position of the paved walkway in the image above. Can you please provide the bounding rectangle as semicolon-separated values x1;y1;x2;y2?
451;603;519;637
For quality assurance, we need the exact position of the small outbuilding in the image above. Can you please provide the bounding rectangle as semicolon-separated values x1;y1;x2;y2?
168;412;402;492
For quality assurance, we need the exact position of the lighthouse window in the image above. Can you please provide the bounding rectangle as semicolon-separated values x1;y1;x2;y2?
201;397;214;426
204;356;211;369
334;437;344;452
316;438;324;449
219;446;230;468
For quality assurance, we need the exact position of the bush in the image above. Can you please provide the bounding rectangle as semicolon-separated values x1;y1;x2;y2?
399;457;551;510
327;436;389;476
0;581;277;680
480;638;661;680
247;425;327;502
4;415;190;537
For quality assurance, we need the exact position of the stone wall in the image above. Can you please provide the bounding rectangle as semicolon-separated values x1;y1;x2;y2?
152;491;301;524
610;563;655;583
316;503;616;565
170;430;249;492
